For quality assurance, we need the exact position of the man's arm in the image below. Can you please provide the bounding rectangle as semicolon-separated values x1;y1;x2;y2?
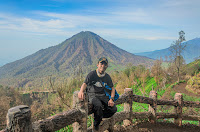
108;87;115;107
78;83;87;100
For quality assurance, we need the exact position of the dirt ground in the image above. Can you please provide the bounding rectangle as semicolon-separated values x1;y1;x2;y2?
161;82;200;100
114;122;200;132
173;82;200;98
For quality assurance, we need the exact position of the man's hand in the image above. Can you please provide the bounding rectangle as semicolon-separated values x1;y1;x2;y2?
78;91;85;101
108;99;114;107
78;83;87;101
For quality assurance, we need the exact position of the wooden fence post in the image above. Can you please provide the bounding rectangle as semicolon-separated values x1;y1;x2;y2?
148;91;157;124
6;105;32;132
174;93;183;126
107;116;114;132
123;88;133;126
73;91;88;132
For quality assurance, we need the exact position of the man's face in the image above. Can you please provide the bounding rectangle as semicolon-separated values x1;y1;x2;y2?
97;61;108;73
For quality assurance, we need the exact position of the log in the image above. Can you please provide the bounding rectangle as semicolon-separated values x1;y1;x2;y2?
0;129;7;132
88;116;117;132
156;112;178;119
131;112;150;119
123;88;133;126
32;109;82;132
98;111;131;132
72;91;88;132
148;91;157;124
113;111;130;123
174;93;183;127
87;127;93;132
182;114;200;121
115;93;129;105
157;99;178;106
183;101;200;108
132;94;154;105
98;117;112;132
108;116;115;132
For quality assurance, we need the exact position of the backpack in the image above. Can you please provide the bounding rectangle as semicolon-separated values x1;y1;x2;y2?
99;80;119;101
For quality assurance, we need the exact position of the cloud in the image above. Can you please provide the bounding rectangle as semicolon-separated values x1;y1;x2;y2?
0;0;200;41
93;28;176;40
0;13;76;36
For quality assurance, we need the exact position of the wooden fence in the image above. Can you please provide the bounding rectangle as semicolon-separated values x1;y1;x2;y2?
1;88;200;132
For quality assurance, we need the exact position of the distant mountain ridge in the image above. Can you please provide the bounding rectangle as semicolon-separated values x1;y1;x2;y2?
135;38;200;63
0;31;153;87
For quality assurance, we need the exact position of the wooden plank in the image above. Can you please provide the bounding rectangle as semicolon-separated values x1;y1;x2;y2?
157;99;178;107
148;91;157;124
156;112;178;119
183;101;200;108
182;114;200;121
123;88;133;126
115;93;129;105
174;93;183;126
0;129;7;132
72;91;88;132
32;109;82;132
132;112;150;119
114;111;130;123
132;95;154;105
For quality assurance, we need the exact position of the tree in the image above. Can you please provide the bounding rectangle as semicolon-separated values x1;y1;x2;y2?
169;31;186;82
151;58;164;86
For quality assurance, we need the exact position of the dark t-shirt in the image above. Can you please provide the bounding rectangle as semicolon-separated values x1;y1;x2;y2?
84;70;113;96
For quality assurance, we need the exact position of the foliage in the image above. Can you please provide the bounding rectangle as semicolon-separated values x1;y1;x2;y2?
186;59;200;76
48;75;84;109
151;59;163;85
0;85;23;129
169;30;187;82
185;72;200;94
1;57;200;130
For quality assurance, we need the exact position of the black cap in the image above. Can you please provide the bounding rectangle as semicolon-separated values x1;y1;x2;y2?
98;57;108;64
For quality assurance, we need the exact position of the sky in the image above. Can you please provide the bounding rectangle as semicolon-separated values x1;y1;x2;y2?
0;0;200;66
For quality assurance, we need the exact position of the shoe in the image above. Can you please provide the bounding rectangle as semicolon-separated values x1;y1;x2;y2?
99;120;104;126
93;125;99;131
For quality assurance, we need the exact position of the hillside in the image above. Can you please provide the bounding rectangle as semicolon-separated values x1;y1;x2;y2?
0;31;153;88
186;70;200;95
135;38;200;63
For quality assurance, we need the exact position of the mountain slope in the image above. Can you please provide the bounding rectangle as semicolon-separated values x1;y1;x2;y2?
135;38;200;63
0;31;153;87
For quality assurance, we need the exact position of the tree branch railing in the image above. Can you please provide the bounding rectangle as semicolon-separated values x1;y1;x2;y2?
1;88;200;132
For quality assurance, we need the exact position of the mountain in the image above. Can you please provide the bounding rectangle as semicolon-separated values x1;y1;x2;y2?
0;59;6;67
0;31;153;88
135;38;200;63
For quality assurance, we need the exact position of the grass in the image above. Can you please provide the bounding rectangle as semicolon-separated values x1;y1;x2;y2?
133;77;157;96
56;126;73;132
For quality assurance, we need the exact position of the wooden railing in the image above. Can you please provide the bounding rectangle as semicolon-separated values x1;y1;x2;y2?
1;88;200;132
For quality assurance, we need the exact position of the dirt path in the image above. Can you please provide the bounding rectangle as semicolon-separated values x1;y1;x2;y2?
161;82;200;100
173;82;200;98
115;122;200;132
130;122;200;132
